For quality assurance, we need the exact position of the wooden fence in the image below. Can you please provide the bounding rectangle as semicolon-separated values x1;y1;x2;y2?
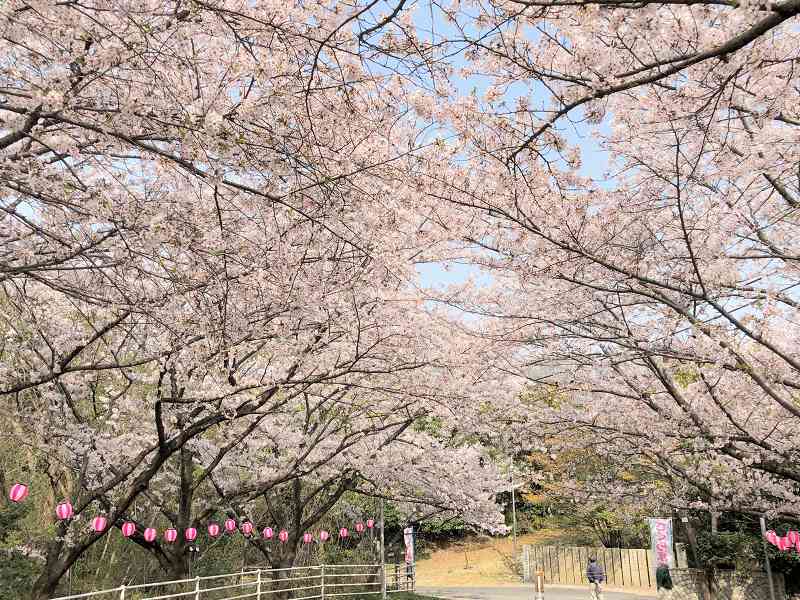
521;544;655;590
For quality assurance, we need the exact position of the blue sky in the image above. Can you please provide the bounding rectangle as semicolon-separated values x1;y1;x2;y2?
414;120;612;289
397;2;613;289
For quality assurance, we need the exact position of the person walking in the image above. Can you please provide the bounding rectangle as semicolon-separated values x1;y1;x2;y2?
656;564;673;597
586;557;605;600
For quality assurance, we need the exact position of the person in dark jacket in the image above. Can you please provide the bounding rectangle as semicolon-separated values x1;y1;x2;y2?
656;564;673;595
586;558;605;600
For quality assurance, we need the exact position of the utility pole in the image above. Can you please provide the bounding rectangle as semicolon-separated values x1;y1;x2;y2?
381;499;387;600
760;516;777;600
510;465;518;561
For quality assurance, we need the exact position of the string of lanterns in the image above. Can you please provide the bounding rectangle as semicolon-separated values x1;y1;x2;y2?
8;483;376;544
765;530;800;552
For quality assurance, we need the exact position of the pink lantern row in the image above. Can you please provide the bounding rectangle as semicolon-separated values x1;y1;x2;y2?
90;521;343;544
765;530;800;552
90;517;364;544
6;487;374;543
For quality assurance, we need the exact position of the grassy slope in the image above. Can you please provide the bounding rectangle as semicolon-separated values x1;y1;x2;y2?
415;530;567;587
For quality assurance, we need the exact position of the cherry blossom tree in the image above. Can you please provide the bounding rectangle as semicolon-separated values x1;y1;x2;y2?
2;267;516;597
0;1;507;597
10;0;799;595
419;0;800;518
117;364;508;580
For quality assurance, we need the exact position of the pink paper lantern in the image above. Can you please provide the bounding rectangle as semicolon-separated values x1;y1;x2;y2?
92;516;108;533
241;522;254;536
355;522;365;533
320;530;329;542
185;527;197;541
8;483;29;503
766;530;779;546
208;522;221;537
366;519;375;529
225;518;237;533
339;527;349;538
164;528;178;543
278;529;289;543
262;527;274;539
303;532;313;544
144;528;157;542
56;501;74;520
121;522;136;538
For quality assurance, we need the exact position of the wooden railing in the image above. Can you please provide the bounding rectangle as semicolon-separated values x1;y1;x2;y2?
50;563;413;600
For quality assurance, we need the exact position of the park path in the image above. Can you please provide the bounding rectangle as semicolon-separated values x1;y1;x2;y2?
417;585;656;600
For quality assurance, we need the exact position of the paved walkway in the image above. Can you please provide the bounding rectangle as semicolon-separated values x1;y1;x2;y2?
417;585;656;600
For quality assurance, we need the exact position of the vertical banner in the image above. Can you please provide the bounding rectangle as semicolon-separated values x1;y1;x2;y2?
649;518;675;569
403;526;415;590
403;526;414;564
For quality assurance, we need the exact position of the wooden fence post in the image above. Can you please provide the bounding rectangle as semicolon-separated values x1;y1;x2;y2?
522;545;531;582
525;544;655;589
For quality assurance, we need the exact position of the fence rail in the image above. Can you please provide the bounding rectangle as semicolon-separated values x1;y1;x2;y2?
50;563;415;600
521;544;654;590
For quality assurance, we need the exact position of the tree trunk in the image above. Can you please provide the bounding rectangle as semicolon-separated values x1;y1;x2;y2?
154;447;195;581
271;551;298;600
680;512;700;567
30;576;59;600
30;566;65;600
30;536;68;600
166;550;192;582
172;447;194;580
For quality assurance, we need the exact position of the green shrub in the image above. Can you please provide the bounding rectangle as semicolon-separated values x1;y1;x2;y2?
0;498;42;598
695;531;761;569
695;528;800;594
0;550;40;598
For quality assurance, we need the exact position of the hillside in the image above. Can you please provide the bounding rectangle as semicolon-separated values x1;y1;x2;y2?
415;530;568;587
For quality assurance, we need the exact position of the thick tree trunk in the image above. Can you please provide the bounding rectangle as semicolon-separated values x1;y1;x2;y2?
681;513;701;567
172;447;194;580
147;449;196;582
30;567;62;600
30;534;68;600
30;579;58;600
271;551;298;600
166;551;192;582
